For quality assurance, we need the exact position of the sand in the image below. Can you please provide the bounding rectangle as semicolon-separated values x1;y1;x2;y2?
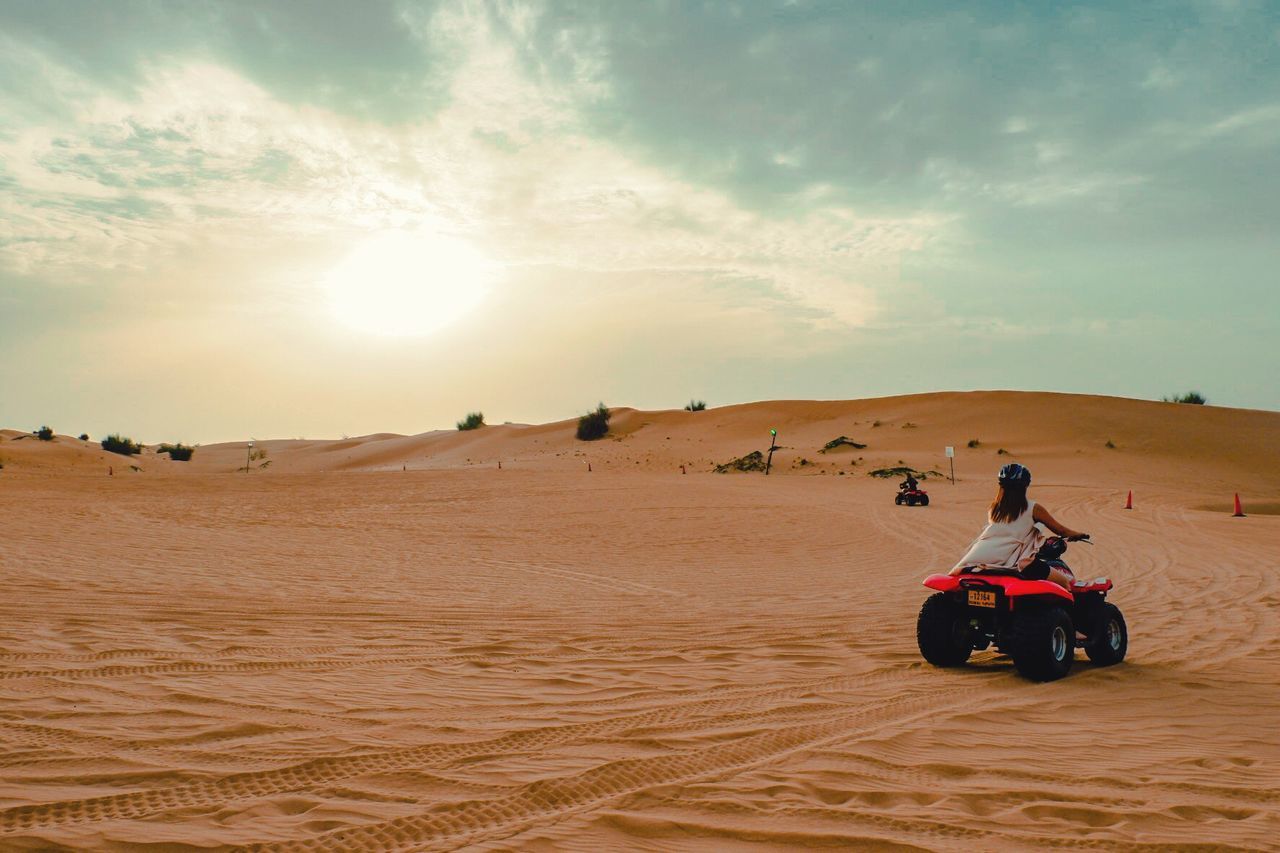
1;391;1277;850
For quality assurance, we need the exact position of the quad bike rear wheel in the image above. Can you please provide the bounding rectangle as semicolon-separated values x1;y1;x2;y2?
1008;605;1074;681
1084;602;1128;666
917;593;972;666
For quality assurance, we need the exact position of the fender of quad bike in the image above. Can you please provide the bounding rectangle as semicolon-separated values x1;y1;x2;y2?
923;573;1075;603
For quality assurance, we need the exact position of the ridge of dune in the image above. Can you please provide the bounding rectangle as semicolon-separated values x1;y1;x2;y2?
6;392;1278;498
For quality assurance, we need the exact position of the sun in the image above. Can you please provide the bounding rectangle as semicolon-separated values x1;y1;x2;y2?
325;230;495;337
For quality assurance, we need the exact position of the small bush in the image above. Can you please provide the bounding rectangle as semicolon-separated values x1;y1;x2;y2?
870;466;932;480
102;434;143;456
967;439;980;448
1162;391;1207;405
714;450;766;473
157;442;195;461
872;420;882;427
997;448;1009;455
78;433;89;441
456;411;485;431
821;436;867;452
901;422;918;429
37;426;54;441
1105;439;1116;449
576;402;611;441
684;399;707;411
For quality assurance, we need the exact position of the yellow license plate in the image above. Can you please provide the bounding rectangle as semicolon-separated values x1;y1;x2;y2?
967;590;997;608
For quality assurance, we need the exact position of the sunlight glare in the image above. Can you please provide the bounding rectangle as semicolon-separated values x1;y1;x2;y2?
326;231;495;337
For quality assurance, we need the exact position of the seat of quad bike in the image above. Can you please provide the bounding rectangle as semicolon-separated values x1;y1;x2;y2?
1072;577;1112;592
955;567;1021;577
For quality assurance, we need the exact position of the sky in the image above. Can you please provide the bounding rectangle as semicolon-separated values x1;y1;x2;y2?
1;0;1277;443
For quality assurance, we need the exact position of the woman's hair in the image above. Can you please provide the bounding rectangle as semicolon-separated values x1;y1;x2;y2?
989;482;1029;523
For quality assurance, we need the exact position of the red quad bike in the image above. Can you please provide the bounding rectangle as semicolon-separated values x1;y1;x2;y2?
916;536;1127;681
895;488;930;507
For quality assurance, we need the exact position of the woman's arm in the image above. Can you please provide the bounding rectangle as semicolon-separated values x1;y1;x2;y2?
1033;503;1086;539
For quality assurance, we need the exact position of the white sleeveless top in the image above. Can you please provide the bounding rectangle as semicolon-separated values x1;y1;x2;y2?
953;500;1044;571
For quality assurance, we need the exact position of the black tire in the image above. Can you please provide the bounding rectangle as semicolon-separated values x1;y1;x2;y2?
917;593;972;667
1084;602;1127;666
1008;605;1074;681
906;495;917;506
895;494;904;505
920;495;930;506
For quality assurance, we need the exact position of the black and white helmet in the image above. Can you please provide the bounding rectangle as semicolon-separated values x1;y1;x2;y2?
998;462;1031;487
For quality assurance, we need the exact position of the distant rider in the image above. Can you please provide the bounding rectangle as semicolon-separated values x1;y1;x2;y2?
900;473;919;493
948;463;1088;590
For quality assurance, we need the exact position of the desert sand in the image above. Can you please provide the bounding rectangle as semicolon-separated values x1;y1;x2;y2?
1;391;1277;850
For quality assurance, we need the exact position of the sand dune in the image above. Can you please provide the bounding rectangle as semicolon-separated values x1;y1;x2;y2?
1;392;1278;849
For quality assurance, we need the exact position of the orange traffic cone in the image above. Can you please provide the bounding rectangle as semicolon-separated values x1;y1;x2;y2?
1233;493;1245;517
1124;490;1133;510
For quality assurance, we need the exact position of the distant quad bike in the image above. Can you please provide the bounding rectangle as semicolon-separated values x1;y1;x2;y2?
895;488;930;507
916;536;1127;681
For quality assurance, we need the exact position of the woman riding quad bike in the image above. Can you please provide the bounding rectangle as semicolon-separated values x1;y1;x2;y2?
915;464;1127;680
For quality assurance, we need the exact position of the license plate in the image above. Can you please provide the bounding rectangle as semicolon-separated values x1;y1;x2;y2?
967;590;996;608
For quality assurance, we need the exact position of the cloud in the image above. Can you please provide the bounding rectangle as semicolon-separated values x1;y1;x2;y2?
0;1;939;329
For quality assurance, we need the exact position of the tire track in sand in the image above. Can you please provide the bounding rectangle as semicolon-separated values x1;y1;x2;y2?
239;686;980;852
0;669;902;833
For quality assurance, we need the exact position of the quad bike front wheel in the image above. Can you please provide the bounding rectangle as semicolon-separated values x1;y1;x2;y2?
919;495;930;506
1008;605;1074;681
917;593;972;666
1084;602;1128;666
895;494;904;505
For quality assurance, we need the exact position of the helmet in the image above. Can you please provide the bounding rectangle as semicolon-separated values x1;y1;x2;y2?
997;463;1031;487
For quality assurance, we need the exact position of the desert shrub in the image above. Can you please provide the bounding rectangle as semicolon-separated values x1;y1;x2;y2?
1105;440;1116;449
714;450;766;473
1162;391;1207;405
684;399;707;411
967;439;980;448
902;422;918;429
576;402;611;441
871;420;882;427
997;448;1009;455
870;466;923;479
820;436;867;452
78;433;89;441
456;411;485;431
870;466;942;480
102;434;143;456
157;442;195;461
36;426;54;441
250;446;268;462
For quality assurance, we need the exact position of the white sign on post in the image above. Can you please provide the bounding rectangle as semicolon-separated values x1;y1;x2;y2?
945;446;954;458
